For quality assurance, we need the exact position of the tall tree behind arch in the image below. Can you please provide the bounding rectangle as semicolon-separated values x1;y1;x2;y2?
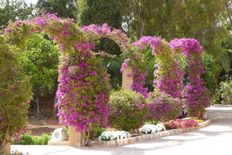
78;0;124;89
36;0;77;19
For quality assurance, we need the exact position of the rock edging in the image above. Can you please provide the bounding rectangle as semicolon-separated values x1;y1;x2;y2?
88;119;211;147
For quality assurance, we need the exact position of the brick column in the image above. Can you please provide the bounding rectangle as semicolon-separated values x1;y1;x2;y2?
68;126;82;147
122;67;133;90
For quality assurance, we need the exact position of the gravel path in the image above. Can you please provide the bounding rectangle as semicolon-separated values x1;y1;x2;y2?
12;105;232;155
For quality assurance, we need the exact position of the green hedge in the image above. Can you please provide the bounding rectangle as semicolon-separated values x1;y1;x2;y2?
14;134;51;145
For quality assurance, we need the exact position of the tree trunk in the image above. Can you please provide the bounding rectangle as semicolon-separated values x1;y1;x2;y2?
137;20;145;38
36;95;40;117
0;142;4;155
0;134;11;155
53;95;57;118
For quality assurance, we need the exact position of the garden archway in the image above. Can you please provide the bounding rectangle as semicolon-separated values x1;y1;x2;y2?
121;36;183;98
5;14;131;145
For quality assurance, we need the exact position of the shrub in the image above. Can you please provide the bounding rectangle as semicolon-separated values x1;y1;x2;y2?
108;89;148;131
146;91;182;122
14;133;51;145
0;35;32;153
164;119;198;129
220;81;232;104
89;124;105;139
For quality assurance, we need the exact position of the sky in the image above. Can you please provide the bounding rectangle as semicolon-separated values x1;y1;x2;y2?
25;0;38;5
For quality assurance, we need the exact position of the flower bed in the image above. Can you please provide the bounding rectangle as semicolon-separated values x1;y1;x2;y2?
87;119;210;147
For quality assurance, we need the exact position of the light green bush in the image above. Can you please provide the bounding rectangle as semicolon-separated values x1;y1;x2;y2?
108;89;148;131
15;133;51;145
220;81;232;104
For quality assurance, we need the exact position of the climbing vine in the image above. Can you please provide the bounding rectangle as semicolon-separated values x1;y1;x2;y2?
131;36;183;98
170;38;210;118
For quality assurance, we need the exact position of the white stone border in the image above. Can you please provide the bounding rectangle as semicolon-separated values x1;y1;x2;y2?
88;119;211;147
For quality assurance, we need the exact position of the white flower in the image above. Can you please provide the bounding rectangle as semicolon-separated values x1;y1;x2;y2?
139;123;166;134
99;131;131;141
156;123;166;132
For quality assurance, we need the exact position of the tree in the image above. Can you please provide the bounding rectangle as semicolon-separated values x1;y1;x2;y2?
118;0;231;94
78;0;124;89
0;35;32;154
120;0;229;59
20;34;59;117
78;0;123;55
0;0;34;28
79;0;122;28
36;0;77;19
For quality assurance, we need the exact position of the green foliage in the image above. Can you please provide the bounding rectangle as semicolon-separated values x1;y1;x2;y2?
108;89;148;131
143;48;155;91
221;36;232;76
178;54;188;85
220;80;232;104
36;0;77;19
179;52;220;95
202;53;221;94
15;133;51;145
89;124;105;139
0;35;32;143
121;0;229;51
79;0;122;28
0;0;33;28
20;34;59;97
119;0;230;77
102;55;123;89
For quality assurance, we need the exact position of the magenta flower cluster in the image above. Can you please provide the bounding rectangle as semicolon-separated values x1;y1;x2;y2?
165;119;198;129
133;36;162;55
169;38;203;57
147;92;182;122
170;38;210;118
55;42;110;131
82;23;111;36
120;58;148;98
131;67;148;98
132;36;183;98
153;62;183;98
120;58;130;73
147;100;171;121
82;23;129;50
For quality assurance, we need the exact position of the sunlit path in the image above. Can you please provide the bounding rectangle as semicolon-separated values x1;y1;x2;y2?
12;105;232;155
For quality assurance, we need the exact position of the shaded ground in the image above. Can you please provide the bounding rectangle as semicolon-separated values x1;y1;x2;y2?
12;105;232;155
27;119;63;136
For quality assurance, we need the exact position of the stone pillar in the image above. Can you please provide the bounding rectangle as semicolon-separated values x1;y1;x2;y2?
122;67;133;90
5;142;10;155
68;126;82;147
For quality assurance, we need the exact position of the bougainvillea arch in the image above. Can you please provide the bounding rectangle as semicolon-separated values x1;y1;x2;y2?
5;14;130;133
170;38;210;118
121;36;183;98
